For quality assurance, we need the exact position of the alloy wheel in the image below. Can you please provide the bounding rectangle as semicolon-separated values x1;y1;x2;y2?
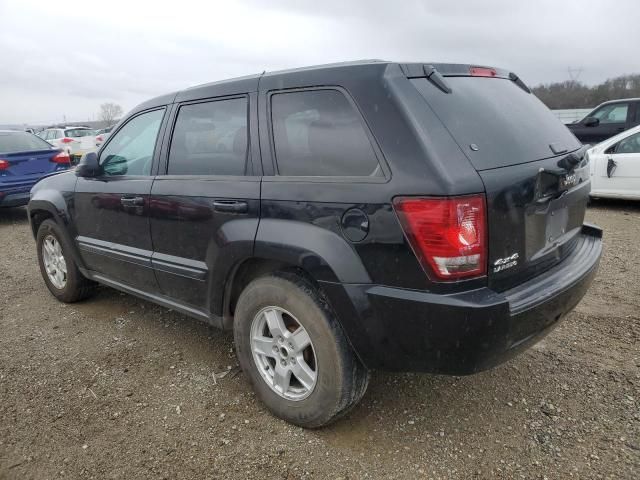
42;235;67;289
250;306;318;401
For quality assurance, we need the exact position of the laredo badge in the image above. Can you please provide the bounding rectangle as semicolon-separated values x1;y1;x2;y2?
493;253;519;273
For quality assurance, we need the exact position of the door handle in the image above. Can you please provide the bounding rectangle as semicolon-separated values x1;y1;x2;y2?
213;199;248;214
121;196;144;207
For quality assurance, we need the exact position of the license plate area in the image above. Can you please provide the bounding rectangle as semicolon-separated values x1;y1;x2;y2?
525;189;586;262
545;204;569;247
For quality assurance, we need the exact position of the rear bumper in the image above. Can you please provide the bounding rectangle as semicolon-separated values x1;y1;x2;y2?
0;183;32;207
322;224;602;374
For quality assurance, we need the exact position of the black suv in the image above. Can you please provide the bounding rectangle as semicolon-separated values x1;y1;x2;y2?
28;61;602;427
567;98;640;144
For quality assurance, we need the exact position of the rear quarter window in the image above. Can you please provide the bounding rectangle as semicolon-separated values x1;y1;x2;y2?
270;89;381;177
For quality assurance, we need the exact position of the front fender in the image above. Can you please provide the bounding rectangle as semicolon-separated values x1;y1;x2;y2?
28;173;84;269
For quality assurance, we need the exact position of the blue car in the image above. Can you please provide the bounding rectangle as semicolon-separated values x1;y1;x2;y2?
0;130;70;208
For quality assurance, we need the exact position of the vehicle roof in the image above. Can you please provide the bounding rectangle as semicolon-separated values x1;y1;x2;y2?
44;126;91;130
131;60;514;112
0;129;29;134
133;60;394;111
594;97;640;107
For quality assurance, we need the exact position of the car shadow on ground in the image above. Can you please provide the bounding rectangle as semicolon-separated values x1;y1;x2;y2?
0;206;28;225
80;284;521;438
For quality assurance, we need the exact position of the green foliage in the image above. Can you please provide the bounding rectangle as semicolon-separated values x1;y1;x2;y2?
532;74;640;109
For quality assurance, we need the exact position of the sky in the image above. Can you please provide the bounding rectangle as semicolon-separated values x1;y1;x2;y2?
1;0;639;125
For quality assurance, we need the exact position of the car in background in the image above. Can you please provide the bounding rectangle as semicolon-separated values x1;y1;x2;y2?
0;130;70;208
94;126;115;148
567;98;640;144
39;126;97;164
588;124;640;200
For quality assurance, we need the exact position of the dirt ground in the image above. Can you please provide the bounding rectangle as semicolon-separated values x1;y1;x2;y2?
0;201;638;480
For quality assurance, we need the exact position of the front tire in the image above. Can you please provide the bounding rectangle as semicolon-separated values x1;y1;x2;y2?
233;273;369;428
36;219;95;302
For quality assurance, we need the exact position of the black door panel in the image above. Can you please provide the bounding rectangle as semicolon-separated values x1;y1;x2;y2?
149;93;260;314
74;177;157;291
149;178;260;309
71;107;167;292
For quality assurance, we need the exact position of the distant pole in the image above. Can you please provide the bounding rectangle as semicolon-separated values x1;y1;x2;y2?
567;67;583;86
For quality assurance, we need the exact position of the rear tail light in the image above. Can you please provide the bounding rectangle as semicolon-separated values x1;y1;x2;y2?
96;135;104;142
470;66;497;77
393;195;487;281
0;159;9;170
51;152;70;164
61;137;74;143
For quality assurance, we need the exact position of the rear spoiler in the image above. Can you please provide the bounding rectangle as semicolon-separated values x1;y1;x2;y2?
399;63;531;94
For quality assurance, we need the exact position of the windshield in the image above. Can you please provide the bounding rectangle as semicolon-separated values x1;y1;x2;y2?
65;128;95;138
412;77;581;170
0;131;53;153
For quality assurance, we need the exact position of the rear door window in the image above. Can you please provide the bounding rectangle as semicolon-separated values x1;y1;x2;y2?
412;77;580;170
167;97;248;176
270;89;381;177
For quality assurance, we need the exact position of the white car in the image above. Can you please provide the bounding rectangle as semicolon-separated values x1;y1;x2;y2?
94;125;115;148
40;126;97;163
588;124;640;200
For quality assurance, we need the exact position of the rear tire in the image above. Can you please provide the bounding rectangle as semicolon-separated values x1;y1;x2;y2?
36;219;95;302
233;273;369;428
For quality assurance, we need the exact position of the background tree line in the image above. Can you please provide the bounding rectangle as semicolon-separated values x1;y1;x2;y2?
532;74;640;109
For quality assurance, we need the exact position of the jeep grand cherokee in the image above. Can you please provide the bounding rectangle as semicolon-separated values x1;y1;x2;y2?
28;61;602;427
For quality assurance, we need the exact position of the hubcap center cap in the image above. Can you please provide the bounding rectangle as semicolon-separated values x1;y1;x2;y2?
279;347;289;358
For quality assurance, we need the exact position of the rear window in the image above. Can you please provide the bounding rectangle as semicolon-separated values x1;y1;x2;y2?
65;128;94;138
271;89;381;177
411;77;581;170
0;132;53;153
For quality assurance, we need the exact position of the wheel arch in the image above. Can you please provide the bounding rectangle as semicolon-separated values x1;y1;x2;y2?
28;198;86;271
221;257;320;330
214;218;371;330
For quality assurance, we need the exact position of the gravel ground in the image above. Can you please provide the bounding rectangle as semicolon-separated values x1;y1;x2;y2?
0;201;638;480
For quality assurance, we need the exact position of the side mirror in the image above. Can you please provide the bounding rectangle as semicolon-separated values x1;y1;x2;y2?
583;116;600;127
75;152;101;177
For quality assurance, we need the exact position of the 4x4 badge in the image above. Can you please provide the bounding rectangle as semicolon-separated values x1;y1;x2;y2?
493;253;519;273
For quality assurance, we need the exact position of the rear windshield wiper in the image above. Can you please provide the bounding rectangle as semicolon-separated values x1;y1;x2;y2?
423;65;452;94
